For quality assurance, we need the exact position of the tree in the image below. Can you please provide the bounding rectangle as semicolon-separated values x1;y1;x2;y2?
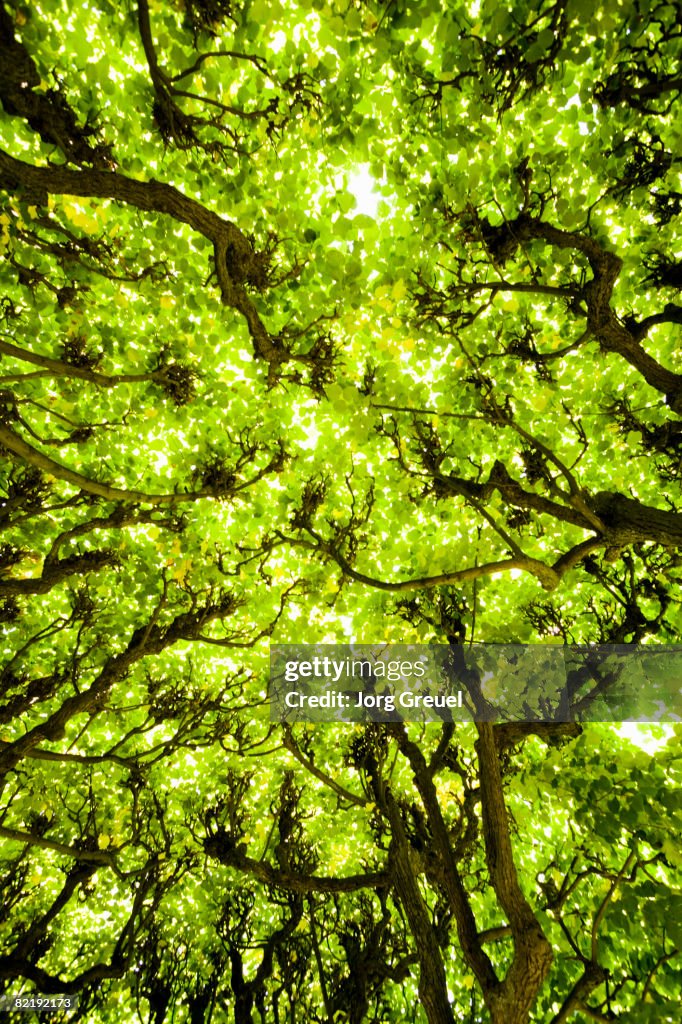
0;0;680;1021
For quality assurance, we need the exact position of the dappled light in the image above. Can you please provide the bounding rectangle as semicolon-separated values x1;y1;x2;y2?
0;1;681;1022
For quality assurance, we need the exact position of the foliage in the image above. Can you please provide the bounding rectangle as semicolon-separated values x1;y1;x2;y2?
0;0;681;1022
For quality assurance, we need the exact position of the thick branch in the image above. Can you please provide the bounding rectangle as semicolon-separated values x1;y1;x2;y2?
203;840;389;894
476;723;553;1023
509;216;682;410
364;748;456;1024
0;550;116;595
0;877;154;990
548;964;607;1024
633;302;682;341
11;865;97;962
0;9;112;168
0;824;120;867
589;491;682;547
0;337;168;387
388;724;500;1000
313;545;552;592
0;421;231;504
0;149;284;367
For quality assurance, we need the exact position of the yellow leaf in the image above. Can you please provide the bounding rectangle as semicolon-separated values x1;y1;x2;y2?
171;558;193;584
63;201;100;234
530;393;547;413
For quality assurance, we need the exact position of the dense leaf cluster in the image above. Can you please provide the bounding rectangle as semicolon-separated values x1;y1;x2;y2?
0;1;680;1022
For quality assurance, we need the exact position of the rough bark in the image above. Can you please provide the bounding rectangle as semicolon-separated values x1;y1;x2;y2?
383;791;456;1024
0;149;282;366
387;726;500;1000
0;8;112;167
589;491;682;546
505;215;682;411
476;724;554;1024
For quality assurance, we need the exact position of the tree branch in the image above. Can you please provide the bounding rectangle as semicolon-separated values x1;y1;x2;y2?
0;421;234;504
203;839;389;894
475;722;553;1022
0;824;120;867
0;336;169;388
0;148;288;369
281;725;369;807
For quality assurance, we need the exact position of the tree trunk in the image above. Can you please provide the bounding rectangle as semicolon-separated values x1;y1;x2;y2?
590;491;682;546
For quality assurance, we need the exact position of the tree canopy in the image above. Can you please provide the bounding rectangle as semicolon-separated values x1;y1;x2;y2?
0;0;681;1021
